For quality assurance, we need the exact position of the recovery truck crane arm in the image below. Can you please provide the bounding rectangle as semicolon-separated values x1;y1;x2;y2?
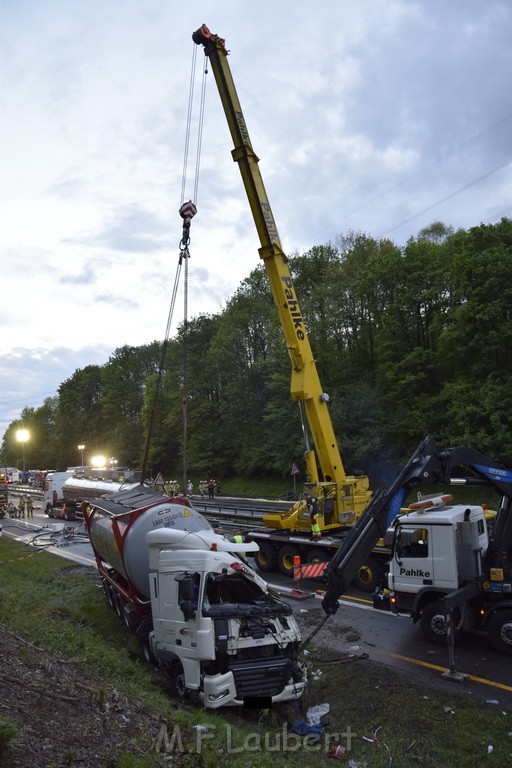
320;435;512;616
192;24;370;529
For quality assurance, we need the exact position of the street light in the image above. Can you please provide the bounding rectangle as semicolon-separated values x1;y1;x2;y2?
78;444;85;466
16;429;30;472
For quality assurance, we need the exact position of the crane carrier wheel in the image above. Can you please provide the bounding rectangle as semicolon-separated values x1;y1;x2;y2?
352;556;384;593
277;544;300;576
253;541;278;573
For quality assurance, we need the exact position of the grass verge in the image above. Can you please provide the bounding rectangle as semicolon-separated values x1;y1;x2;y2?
0;535;510;767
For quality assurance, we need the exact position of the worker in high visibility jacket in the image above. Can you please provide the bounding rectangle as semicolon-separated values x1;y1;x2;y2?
232;532;246;558
307;496;322;540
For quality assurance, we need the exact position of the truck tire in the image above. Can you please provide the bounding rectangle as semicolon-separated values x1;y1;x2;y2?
277;544;300;577
122;605;134;631
488;610;512;655
306;548;325;564
352;556;383;593
46;504;53;518
254;541;278;573
102;581;116;610
113;591;123;619
419;600;463;645
140;637;155;663
171;662;188;700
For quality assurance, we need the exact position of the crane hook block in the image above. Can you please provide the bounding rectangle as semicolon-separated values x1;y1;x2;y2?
179;200;197;228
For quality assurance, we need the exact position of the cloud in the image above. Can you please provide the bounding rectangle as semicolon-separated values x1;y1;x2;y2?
1;0;511;443
93;293;139;310
62;203;169;253
0;345;113;438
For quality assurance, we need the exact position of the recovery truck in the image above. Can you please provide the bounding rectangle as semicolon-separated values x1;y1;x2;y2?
83;484;306;708
318;435;512;655
192;25;380;587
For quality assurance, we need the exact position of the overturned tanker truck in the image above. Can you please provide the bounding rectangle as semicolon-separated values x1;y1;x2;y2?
83;484;306;708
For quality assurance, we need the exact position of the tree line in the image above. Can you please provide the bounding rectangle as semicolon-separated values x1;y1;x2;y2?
2;218;511;484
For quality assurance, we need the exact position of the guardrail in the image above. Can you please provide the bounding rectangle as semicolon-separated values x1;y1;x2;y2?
5;488;293;525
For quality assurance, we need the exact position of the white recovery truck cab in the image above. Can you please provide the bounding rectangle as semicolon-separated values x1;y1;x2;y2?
83;485;306;709
383;499;496;643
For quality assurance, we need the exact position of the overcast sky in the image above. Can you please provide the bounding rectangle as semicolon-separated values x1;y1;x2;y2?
1;0;511;446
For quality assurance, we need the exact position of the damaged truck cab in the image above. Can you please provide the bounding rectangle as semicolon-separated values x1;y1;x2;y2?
146;527;305;707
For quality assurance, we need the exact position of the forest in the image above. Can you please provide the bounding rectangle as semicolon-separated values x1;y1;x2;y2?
2;218;511;486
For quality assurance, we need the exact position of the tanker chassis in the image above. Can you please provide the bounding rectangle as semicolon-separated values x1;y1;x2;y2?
83;484;306;709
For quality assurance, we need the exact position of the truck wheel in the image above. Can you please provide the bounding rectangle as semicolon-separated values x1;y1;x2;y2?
102;581;116;610
277;545;300;577
488;610;512;655
419;601;463;645
113;592;123;619
254;541;277;573
46;504;53;518
352;556;383;593
306;548;325;564
140;637;155;663
122;605;134;631
171;662;188;700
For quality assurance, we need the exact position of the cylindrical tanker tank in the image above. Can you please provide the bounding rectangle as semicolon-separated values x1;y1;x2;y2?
85;488;211;599
62;477;139;504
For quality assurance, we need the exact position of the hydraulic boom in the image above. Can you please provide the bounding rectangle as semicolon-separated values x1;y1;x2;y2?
192;24;371;531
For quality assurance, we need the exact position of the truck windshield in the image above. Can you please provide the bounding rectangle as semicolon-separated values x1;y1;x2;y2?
202;572;291;617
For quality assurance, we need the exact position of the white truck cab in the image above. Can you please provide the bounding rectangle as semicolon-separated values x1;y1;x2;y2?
388;504;489;594
389;504;488;596
146;527;306;708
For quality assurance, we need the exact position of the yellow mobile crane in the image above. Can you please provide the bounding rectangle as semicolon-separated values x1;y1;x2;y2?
193;25;375;581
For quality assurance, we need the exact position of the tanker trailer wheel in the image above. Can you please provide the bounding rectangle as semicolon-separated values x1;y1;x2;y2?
419;600;463;645
277;544;300;577
488;610;512;655
352;556;383;593
254;541;278;573
113;591;123;619
102;580;116;610
121;603;135;632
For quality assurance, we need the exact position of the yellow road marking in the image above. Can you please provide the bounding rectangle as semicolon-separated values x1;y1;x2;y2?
313;589;373;605
392;653;512;692
344;594;373;605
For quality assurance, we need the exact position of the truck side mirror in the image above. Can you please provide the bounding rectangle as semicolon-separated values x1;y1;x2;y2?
176;574;199;620
178;575;195;600
179;599;196;621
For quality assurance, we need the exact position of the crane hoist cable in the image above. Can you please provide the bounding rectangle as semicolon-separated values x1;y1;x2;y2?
140;45;206;485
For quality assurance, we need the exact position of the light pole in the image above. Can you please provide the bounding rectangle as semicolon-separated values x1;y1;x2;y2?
16;429;30;472
78;444;85;466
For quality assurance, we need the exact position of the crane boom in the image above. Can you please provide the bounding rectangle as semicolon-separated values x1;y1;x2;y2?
193;25;371;527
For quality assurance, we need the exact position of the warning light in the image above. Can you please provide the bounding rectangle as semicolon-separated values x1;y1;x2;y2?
409;494;453;511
